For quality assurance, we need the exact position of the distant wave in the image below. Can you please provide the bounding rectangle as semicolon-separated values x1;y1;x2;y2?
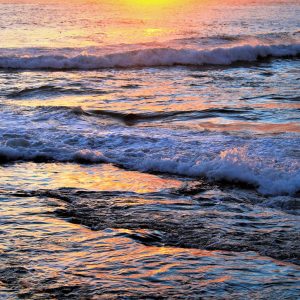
0;43;299;70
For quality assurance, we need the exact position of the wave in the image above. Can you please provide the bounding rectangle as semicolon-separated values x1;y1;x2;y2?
1;145;299;196
86;107;252;125
0;43;299;70
0;135;299;196
8;85;109;99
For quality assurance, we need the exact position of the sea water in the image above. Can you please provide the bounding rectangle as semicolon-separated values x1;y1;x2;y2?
0;0;299;298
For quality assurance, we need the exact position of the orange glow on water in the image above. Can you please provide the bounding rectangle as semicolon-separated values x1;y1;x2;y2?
0;163;182;193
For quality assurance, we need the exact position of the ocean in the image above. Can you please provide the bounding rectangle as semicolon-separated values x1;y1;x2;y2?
0;0;299;298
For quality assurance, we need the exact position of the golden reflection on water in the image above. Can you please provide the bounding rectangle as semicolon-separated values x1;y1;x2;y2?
0;163;182;193
108;0;204;45
2;0;193;48
96;0;201;46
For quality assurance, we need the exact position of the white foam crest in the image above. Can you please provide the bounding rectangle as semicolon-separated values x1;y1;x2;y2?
73;149;109;163
0;43;299;69
132;147;300;196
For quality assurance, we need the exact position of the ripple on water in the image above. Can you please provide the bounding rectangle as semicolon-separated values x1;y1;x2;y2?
0;163;299;298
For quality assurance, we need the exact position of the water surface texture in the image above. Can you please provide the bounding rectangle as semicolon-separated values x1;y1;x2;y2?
0;0;300;298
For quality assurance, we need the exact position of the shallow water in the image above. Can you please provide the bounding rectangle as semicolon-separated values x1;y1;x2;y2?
1;163;300;299
1;0;300;298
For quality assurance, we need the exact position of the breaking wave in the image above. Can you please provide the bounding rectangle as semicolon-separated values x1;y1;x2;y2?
0;132;299;196
0;43;299;70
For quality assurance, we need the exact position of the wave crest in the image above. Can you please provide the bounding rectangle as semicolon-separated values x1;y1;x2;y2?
0;44;299;70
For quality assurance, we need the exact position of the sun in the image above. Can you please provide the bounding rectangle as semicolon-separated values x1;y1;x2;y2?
124;0;179;7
